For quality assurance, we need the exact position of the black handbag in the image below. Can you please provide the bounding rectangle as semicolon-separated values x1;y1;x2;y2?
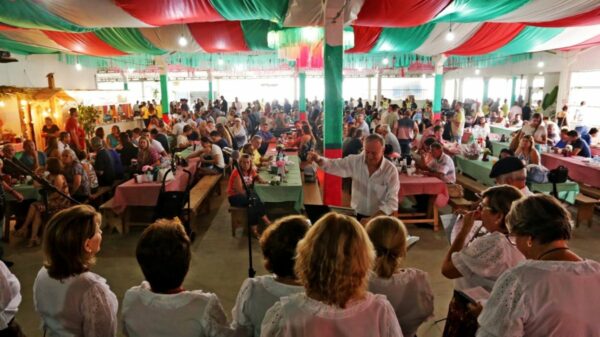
547;165;569;199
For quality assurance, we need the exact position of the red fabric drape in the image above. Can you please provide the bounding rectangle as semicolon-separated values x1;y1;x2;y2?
446;23;525;56
346;26;382;53
354;0;452;27
43;31;128;56
528;6;600;27
114;0;222;26
0;23;18;31
561;33;600;51
187;21;250;52
323;148;342;206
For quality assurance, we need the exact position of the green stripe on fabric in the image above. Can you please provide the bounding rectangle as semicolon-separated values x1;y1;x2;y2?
160;74;169;115
345;53;432;69
0;0;90;32
299;72;306;112
58;53;156;69
369;24;435;53
0;33;58;54
240;20;275;51
209;0;289;24
433;74;443;113
434;0;529;23
445;53;532;68
167;52;289;70
492;26;564;56
324;43;344;150
95;28;166;55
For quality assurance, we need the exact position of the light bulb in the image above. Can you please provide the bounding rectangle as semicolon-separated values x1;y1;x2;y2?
537;61;544;68
475;69;481;75
127;68;134;74
421;74;426;78
0;101;4;108
539;71;544;75
217;59;224;66
382;58;389;65
20;100;27;106
446;30;455;42
178;35;188;47
75;63;82;71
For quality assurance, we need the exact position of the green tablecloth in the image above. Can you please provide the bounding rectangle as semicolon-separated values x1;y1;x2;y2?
491;141;510;156
455;155;579;204
254;155;304;211
490;125;519;137
6;184;41;201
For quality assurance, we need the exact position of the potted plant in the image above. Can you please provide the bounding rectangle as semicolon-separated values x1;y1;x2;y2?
78;104;100;139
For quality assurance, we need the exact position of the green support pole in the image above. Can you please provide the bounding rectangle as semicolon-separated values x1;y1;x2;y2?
208;80;213;103
124;82;128;91
483;77;490;103
160;73;169;116
433;74;443;119
299;71;306;121
511;76;517;106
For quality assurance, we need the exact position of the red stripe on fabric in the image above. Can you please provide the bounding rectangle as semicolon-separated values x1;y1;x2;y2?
0;23;18;31
114;0;222;26
528;6;600;27
323;148;342;206
560;34;600;51
446;23;525;56
346;26;382;53
43;31;128;56
355;0;452;27
187;21;250;52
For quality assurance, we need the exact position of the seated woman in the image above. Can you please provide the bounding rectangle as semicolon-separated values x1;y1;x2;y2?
261;212;402;337
231;118;248;149
514;135;540;165
15;158;71;247
34;205;117;337
472;117;490;140
77;149;99;194
61;149;90;203
478;194;600;336
366;216;434;337
342;129;363;157
441;185;525;337
123;218;233;337
232;215;309;337
298;124;315;168
227;154;270;238
0;259;23;335
137;137;161;168
106;125;121;150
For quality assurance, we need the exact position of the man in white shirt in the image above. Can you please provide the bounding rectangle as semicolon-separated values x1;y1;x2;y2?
376;124;401;155
172;119;187;136
573;101;589;136
489;156;534;196
233;97;243;114
309;134;400;222
508;102;522;123
422;142;456;184
356;114;370;136
57;132;71;155
187;136;225;175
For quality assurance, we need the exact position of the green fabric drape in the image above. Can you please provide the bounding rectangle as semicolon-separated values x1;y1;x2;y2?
492;27;564;56
345;53;432;69
369;24;435;53
445;53;532;68
0;34;58;54
324;43;344;150
160;74;169;114
299;72;306;113
433;0;530;23
166;53;290;70
59;53;155;69
95;28;166;55
268;27;324;49
0;0;90;32
240;20;275;51
209;0;289;24
433;74;443;114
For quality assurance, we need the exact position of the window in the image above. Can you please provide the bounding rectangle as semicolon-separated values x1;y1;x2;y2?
462;77;484;102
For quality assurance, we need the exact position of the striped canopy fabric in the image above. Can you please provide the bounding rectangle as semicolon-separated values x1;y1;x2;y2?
2;0;600;69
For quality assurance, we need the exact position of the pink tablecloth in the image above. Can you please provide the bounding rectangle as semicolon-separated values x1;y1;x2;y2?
541;153;600;188
591;146;600;157
112;159;199;214
398;175;449;207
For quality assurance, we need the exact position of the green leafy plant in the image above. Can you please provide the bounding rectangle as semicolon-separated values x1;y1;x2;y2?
78;104;100;138
542;85;558;110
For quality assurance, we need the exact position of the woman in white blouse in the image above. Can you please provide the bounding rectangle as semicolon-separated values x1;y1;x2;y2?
34;205;118;337
441;185;525;337
366;216;434;337
477;194;600;337
261;212;402;337
232;215;309;337
231;118;248;149
122;218;233;337
0;260;22;336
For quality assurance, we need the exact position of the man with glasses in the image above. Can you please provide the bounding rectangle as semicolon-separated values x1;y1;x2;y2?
489;156;534;196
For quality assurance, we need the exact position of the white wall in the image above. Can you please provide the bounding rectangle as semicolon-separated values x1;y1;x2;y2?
0;54;97;89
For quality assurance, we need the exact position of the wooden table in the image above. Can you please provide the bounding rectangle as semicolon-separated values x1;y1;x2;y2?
397;174;448;231
541;153;600;189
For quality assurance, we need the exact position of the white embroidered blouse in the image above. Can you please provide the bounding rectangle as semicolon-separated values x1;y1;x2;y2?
0;261;21;330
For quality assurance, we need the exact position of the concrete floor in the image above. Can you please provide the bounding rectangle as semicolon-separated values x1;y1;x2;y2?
4;182;600;337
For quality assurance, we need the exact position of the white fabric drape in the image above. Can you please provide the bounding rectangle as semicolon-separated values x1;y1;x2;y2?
531;25;600;52
0;30;69;52
283;0;365;27
492;0;600;23
39;0;153;28
414;23;482;56
139;25;203;53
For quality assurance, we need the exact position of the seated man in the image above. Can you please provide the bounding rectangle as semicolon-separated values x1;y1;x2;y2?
1;145;21;179
19;140;46;173
140;129;168;158
90;137;116;187
256;123;274;155
568;130;591;157
209;130;230;164
250;135;271;167
420;142;456;184
489;156;533;196
554;128;569;149
176;125;192;150
150;128;170;154
376;124;401;156
498;148;515;159
187;137;225;175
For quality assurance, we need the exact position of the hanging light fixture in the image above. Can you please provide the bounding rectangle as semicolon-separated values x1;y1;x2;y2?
537;61;545;68
475;69;481;75
446;23;455;42
539;71;544;75
217;59;224;66
382;58;389;65
178;35;188;47
421;74;426;78
127;68;134;74
75;63;82;71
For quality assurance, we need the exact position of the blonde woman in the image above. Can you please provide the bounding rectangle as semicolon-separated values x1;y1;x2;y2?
34;205;117;337
261;212;402;337
137;137;161;168
367;216;434;337
514;135;540;165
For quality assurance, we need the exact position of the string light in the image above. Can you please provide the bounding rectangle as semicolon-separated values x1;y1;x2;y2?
446;24;455;42
217;59;224;66
75;63;82;71
475;69;481;75
127;68;134;74
537;61;545;68
0;101;5;108
382;58;389;65
178;35;188;47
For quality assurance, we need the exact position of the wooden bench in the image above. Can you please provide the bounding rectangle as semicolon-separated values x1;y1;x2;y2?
189;174;222;215
303;181;323;205
89;186;112;207
456;174;487;196
578;184;600;200
575;194;598;227
99;198;124;234
448;197;474;212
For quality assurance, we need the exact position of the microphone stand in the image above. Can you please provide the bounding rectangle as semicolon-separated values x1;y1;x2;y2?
230;155;256;278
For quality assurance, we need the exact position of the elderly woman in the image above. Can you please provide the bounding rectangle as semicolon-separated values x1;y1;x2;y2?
123;218;233;337
61;149;90;202
367;216;434;337
232;215;309;337
34;205;117;337
261;212;402;337
514;135;540;165
441;185;525;337
231;118;248;149
137;136;161;168
478;194;600;336
0;259;23;335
